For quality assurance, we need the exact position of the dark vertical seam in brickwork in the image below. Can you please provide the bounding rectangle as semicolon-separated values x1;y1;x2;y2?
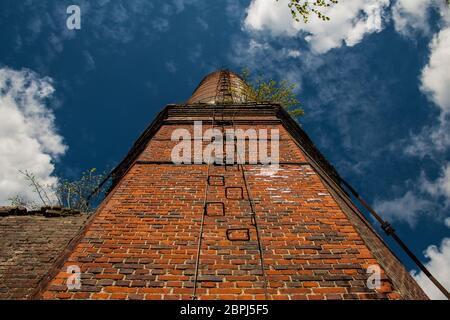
191;108;215;299
231;111;269;300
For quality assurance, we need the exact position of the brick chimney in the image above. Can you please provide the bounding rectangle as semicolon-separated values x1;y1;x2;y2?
40;70;428;300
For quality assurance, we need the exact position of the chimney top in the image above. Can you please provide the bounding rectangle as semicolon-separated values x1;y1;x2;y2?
187;69;254;105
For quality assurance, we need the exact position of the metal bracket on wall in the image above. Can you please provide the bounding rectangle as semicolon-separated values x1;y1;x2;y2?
205;202;225;216
226;228;250;241
225;165;240;172
208;175;225;186
225;187;244;200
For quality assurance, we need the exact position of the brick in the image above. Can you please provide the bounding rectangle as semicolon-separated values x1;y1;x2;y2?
313;288;346;294
0;213;89;299
128;293;145;300
56;292;73;300
91;293;110;300
209;288;242;295
104;286;137;294
302;282;319;288
73;292;91;299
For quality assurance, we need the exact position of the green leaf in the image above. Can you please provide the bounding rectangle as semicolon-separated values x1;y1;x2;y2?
240;68;304;121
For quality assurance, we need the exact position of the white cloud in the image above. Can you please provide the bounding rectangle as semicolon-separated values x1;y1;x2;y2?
421;26;450;116
82;50;96;71
445;217;450;228
421;163;450;204
376;168;450;299
244;0;390;53
406;26;450;155
392;0;434;36
401;28;450;294
0;67;66;205
152;17;170;32
196;16;209;30
165;61;177;74
412;237;450;300
287;49;301;58
373;164;450;226
172;0;200;14
374;191;432;227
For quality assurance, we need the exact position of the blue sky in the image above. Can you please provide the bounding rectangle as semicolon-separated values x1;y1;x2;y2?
0;0;449;299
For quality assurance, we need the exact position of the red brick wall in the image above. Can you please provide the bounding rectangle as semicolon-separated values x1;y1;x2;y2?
41;105;427;300
0;213;89;299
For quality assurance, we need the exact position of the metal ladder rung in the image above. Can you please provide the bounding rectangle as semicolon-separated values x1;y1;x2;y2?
226;187;244;200
205;202;225;216
226;228;250;241
208;175;225;186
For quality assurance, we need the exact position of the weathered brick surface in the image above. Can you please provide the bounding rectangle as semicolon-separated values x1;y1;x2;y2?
40;104;427;300
0;213;89;299
323;178;428;300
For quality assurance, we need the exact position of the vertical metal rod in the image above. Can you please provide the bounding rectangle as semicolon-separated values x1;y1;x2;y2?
191;108;215;300
231;111;270;300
